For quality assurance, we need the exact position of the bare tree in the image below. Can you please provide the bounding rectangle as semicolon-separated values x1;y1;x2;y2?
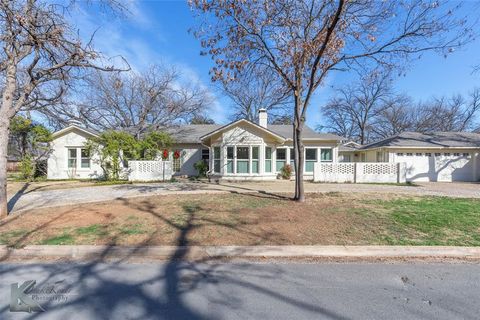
0;0;126;217
221;66;291;122
323;87;480;143
190;114;215;124
373;94;414;139
322;71;392;144
411;90;480;132
42;65;212;138
190;0;473;201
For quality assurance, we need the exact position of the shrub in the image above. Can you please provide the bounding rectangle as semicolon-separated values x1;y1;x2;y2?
194;160;208;177
20;155;35;181
280;164;292;180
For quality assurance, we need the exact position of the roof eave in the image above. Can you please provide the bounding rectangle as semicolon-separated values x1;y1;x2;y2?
199;119;286;143
52;125;99;139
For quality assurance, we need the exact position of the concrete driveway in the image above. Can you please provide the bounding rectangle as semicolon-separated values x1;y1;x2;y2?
6;180;480;213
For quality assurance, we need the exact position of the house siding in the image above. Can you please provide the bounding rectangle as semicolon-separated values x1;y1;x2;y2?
47;129;103;180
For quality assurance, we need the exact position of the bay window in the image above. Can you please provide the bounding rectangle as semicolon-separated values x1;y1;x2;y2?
226;146;234;173
236;146;249;173
252;146;259;174
265;147;272;173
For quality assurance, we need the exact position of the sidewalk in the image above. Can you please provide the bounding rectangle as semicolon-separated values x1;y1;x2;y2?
2;245;480;261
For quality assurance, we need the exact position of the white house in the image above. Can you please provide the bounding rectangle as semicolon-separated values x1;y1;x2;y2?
47;110;344;180
47;122;103;180
338;132;480;182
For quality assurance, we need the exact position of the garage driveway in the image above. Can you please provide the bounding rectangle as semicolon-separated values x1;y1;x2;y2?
6;180;480;213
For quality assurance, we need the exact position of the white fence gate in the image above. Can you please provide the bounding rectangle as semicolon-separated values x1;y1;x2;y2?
128;160;172;182
314;162;406;183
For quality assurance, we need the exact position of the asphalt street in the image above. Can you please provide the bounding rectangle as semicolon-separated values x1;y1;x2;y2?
0;261;479;319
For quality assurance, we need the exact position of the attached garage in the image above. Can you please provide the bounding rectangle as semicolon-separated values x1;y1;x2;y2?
394;151;476;182
356;132;480;183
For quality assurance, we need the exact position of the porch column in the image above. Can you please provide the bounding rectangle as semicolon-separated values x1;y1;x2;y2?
259;144;265;175
286;148;290;168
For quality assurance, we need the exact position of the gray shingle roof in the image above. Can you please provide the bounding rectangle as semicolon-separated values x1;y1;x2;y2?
169;124;343;143
361;132;480;150
169;125;222;144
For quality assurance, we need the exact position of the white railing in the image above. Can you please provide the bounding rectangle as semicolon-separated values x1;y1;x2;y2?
314;162;406;183
128;160;172;181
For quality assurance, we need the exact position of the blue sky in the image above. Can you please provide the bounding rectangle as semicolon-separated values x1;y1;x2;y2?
73;0;480;128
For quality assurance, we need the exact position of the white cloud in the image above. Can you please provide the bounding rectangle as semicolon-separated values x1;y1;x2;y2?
66;1;225;122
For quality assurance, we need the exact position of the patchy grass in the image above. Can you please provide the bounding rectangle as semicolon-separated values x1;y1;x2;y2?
41;233;75;245
363;197;480;246
1;193;479;247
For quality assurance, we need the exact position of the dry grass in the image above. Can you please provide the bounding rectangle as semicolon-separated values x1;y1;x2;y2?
1;192;479;247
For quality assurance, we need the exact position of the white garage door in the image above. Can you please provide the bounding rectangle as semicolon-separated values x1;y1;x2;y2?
396;152;474;182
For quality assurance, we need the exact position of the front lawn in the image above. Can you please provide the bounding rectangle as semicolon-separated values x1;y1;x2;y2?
1;193;479;247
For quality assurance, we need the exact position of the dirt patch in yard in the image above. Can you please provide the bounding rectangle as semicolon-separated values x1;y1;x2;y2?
1;192;479;247
1;192;388;247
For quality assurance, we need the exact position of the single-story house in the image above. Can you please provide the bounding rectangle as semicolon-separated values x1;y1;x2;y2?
47;110;344;180
338;132;480;182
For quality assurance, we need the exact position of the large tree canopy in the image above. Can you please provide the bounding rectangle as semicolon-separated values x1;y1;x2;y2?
190;0;475;201
0;0;126;217
41;65;212;137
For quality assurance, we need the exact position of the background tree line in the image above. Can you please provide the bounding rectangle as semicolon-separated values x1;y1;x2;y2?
320;71;480;144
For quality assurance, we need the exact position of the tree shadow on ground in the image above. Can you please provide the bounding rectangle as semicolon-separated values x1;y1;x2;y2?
0;198;348;320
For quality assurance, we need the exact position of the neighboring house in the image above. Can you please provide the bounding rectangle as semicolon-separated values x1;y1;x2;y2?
338;132;480;182
338;141;361;163
47;110;344;180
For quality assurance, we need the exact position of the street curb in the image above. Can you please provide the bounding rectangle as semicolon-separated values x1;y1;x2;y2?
1;245;480;260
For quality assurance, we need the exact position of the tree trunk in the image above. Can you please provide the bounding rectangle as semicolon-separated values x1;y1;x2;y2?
0;122;9;218
0;64;18;218
293;97;305;202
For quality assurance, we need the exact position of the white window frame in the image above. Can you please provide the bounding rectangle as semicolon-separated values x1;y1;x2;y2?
320;148;333;162
80;148;91;169
305;148;317;172
276;147;287;172
68;148;77;169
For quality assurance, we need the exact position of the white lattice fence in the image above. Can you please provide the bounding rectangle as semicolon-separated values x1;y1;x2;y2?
314;162;406;183
313;163;355;182
356;163;399;183
128;160;172;181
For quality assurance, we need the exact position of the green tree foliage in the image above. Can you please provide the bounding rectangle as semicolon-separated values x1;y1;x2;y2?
194;160;208;177
9;115;52;179
85;130;172;180
140;132;173;160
